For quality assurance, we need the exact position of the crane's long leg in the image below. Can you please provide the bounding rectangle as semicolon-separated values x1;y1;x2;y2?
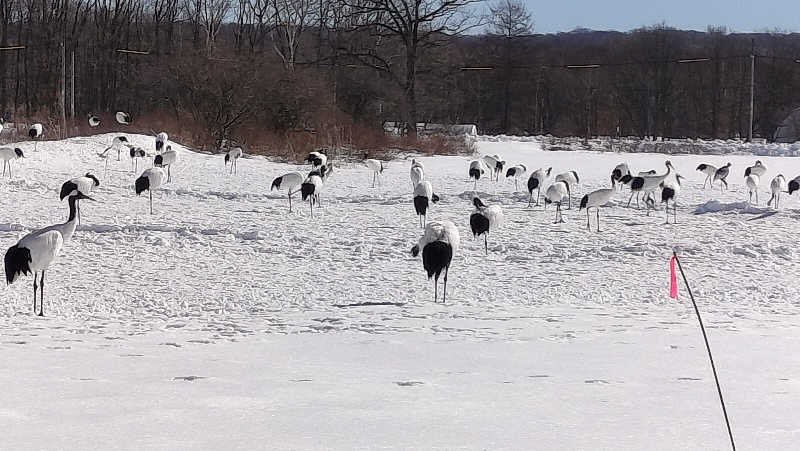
434;276;438;303
372;172;376;188
2;161;5;176
149;190;153;215
484;234;488;255
586;208;591;230
597;208;601;232
443;266;449;304
33;272;38;315
310;199;314;218
288;193;292;213
756;191;759;205
527;192;533;207
537;188;541;206
39;270;45;316
627;191;635;208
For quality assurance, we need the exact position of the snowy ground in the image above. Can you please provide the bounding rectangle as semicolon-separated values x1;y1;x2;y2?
2;134;800;449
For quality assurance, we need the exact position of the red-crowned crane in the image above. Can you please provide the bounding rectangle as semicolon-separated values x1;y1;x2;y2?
116;111;132;125
135;167;167;214
271;171;304;212
410;220;460;303
60;173;100;225
579;185;615;231
469;197;503;255
413;180;440;228
505;164;527;191
0;147;24;178
544;181;569;223
768;174;788;209
364;157;385;188
713;163;732;191
4;191;94;316
660;174;684;224
468;159;488;190
554;170;580;209
696;163;717;189
225;147;243;175
526;167;552;207
154;146;178;182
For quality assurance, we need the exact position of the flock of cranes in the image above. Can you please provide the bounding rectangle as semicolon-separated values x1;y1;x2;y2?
2;119;799;308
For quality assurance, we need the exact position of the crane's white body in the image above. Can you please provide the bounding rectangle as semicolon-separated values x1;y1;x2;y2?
527;167;551;206
745;160;767;178
410;166;424;188
225;147;243;175
481;154;505;181
155;147;178;182
271;171;304;212
713;163;732;191
505;164;527;191
365;159;384;187
116;112;131;125
545;181;569;223
554;170;579;209
468;159;488;190
155;132;169;153
745;174;760;205
410;160;424;187
696;164;718;189
580;187;615;231
768;175;788;209
136;167;167;214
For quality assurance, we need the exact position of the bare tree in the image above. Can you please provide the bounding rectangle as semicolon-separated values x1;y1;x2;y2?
342;0;482;138
271;0;310;71
488;0;532;133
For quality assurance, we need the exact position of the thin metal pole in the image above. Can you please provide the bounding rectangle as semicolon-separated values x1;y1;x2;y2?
673;252;736;451
60;43;66;139
748;43;755;142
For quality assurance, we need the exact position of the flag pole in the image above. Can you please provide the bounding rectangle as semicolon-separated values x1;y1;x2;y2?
672;252;736;451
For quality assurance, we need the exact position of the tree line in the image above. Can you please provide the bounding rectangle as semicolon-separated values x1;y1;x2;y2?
1;0;799;153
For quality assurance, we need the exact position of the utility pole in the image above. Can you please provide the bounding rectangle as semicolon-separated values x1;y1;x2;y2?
60;42;67;139
748;39;755;142
70;50;75;123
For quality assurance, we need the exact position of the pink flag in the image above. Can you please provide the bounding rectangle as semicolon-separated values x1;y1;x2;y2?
669;255;678;299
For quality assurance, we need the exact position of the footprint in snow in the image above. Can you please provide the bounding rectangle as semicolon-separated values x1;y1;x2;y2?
395;381;424;387
585;379;609;384
173;376;206;382
160;342;182;348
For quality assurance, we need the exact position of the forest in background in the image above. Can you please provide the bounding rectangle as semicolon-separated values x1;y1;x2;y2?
1;0;800;154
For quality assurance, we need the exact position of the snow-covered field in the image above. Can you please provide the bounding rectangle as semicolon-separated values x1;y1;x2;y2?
2;134;800;449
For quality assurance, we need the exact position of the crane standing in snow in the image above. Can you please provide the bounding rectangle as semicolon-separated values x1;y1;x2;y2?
154;145;178;182
505;164;527;191
411;220;460;303
0;147;24;178
768;175;788;209
225;147;243;175
364;157;385;188
579;185;615;231
28;123;43;153
468;159;488;190
469;197;503;255
527;167;552;207
413;180;440;228
481;154;505;182
271;171;304;212
544;181;570;223
4;191;94;316
696;163;717;189
713;163;732;192
135;167;167;214
745;174;760;205
660;174;684;224
554;170;580;209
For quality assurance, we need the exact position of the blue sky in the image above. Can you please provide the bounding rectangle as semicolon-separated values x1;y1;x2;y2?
525;0;798;34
